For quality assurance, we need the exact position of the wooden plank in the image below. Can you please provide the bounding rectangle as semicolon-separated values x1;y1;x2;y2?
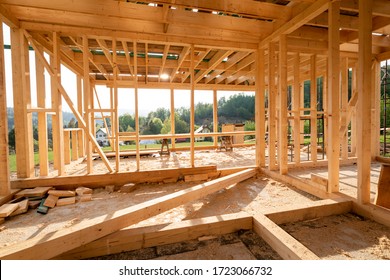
55;212;253;260
264;198;352;225
51;32;65;175
0;22;10;195
253;214;320;260
83;35;93;174
11;166;218;189
77;130;84;158
0;168;256;259
184;174;208;182
327;1;341;193
71;130;78;161
134;42;140;171
190;45;195;167
213;90;218;148
10;199;28;217
0;204;19;218
293;53;301;164
310;54;318;162
35;49;49;176
256;49;266;167
64;130;71;165
75;187;92;196
48;190;76;197
340;57;349;160
268;42;277;171
14;187;53;198
11;28;34;178
357;0;372;204
352;200;390;228
375;164;390;209
56;197;76;207
0;189;21;206
43;194;59;208
278;34;288;175
311;173;328;187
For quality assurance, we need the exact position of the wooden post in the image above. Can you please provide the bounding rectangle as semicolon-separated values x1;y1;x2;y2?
371;60;381;159
51;32;65;175
357;0;372;204
256;48;266;167
76;75;84;157
323;66;328;156
190;45;195;167
268;42;277;171
278;35;288;174
310;54;318;162
35;49;49;176
11;28;34;178
0;22;10;195
64;130;71;164
71;130;78;161
83;35;93;174
170;88;176;150
134;42;140;171
113;39;120;172
213;89;218;148
77;130;84;158
293;53;301;164
327;1;341;193
340;57;349;160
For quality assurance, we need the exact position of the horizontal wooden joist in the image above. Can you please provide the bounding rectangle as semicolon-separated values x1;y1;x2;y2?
1;168;257;259
5;4;265;43
10;165;219;189
55;212;253;260
20;22;258;51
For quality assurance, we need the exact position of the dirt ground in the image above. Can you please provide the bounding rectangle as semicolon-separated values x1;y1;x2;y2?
2;147;390;260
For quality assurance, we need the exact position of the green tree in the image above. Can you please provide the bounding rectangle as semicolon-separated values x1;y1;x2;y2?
118;113;135;132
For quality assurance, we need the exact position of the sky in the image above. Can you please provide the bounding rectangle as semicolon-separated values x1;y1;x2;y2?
2;23;253;117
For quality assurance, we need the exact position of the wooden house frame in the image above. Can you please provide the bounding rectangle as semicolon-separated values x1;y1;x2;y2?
1;0;390;259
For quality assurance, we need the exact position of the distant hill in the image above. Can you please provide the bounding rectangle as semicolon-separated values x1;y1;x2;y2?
7;108;76;131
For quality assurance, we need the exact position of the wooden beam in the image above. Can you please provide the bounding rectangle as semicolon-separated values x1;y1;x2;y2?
213;90;218;148
51;32;65;175
278;35;288;175
0;4;19;28
63;130;71;165
259;0;330;49
256;49;266;167
190;45;195;167
11;28;34;178
0;168;256;259
340;57;349;160
83;35;93;173
11;165;218;189
133;42;140;171
253;214;319;260
35;49;49;176
293;53;301;164
357;0;372;204
327;1;340;193
268;43;277;171
55;212;252;260
265;198;352;225
310;54;318;162
0;22;10;195
371;60;381;159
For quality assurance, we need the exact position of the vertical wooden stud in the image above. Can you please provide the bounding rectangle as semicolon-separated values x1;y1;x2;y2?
340;57;349;160
256;48;266;167
11;28;34;178
77;129;84;158
371;60;381;159
71;130;78;161
35;49;49;176
113;39;120;172
327;1;341;193
190;45;195;167
170;88;176;150
293;53;301;164
268;43;277;171
83;35;92;174
213;89;218;148
133;42;140;171
310;54;318;162
278;35;288;174
357;0;372;204
0;22;10;195
64;130;71;164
